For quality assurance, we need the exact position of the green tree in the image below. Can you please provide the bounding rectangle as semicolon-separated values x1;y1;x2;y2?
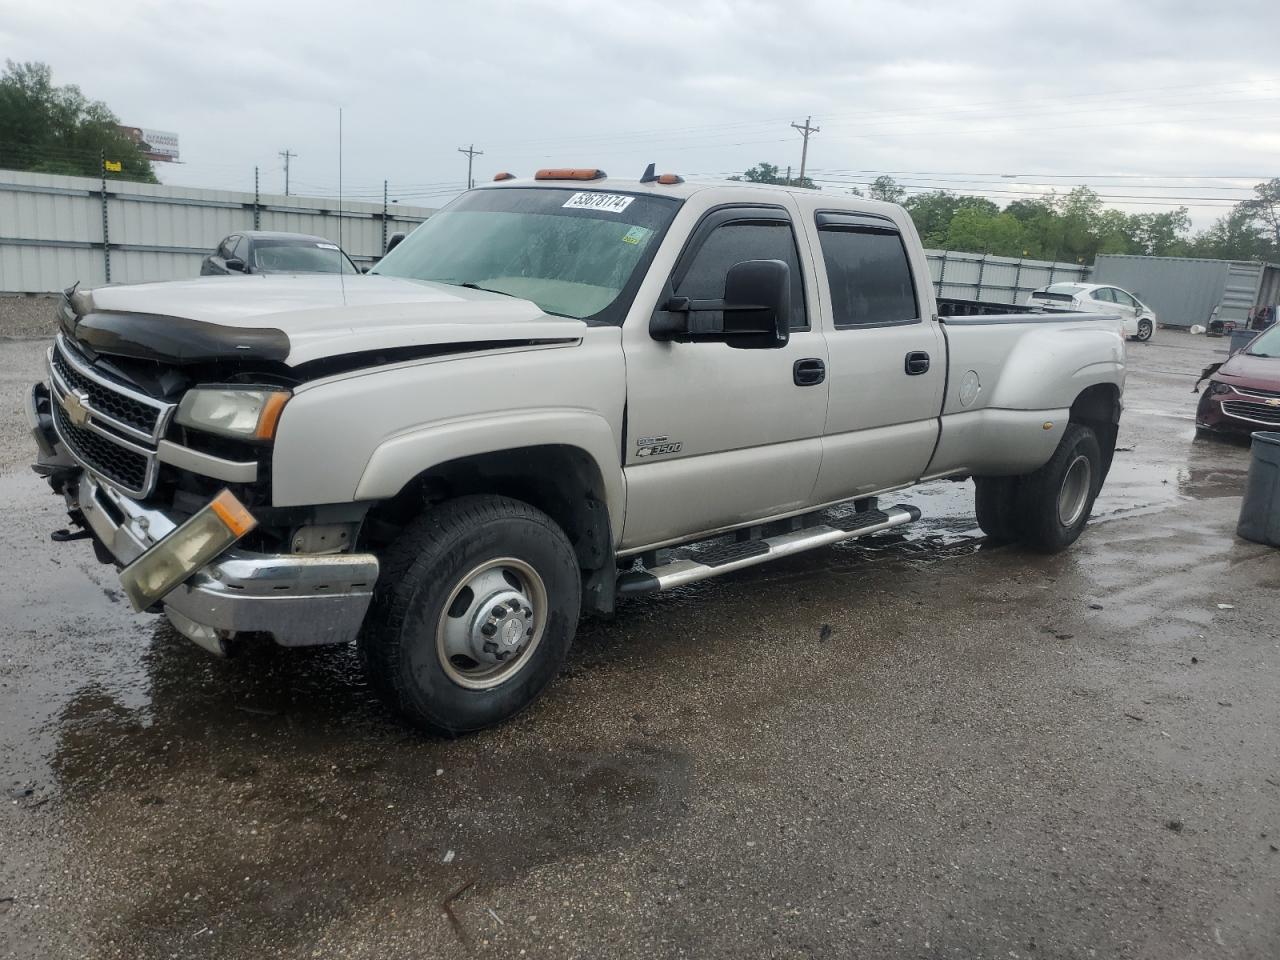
729;161;817;190
1240;178;1280;249
1190;206;1274;261
0;61;156;182
867;175;905;204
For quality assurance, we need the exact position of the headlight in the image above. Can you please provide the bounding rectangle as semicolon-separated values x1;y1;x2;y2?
176;388;290;441
1208;381;1232;396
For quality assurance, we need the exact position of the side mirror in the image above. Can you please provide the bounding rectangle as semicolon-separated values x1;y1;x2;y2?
385;232;406;255
649;259;791;349
722;259;790;348
224;257;246;273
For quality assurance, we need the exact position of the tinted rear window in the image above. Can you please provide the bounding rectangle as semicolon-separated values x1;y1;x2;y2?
817;227;919;327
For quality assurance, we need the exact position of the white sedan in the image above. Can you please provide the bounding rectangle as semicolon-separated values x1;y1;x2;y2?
1027;283;1156;342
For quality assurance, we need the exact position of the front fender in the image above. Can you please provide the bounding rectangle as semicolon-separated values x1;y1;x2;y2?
352;409;625;536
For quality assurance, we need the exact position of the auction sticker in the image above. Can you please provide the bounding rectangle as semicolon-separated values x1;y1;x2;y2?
563;192;634;214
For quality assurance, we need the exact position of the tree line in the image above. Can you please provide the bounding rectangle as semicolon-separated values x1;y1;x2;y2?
734;163;1280;266
0;61;156;182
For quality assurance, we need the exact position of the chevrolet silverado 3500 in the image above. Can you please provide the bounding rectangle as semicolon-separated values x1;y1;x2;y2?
28;167;1125;733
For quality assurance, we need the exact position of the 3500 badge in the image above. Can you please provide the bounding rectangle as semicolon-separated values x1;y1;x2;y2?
635;436;682;458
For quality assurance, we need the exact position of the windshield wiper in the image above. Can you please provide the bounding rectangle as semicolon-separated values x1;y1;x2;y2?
456;281;518;299
1246;351;1272;358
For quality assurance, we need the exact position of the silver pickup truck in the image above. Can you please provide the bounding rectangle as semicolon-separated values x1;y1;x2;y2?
27;168;1125;733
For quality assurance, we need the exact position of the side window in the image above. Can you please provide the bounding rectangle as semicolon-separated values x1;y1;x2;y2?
674;218;808;330
817;225;919;328
219;236;238;259
1091;288;1115;303
1113;290;1136;308
233;235;250;262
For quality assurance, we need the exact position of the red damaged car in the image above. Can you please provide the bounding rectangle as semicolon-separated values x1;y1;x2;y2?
1197;324;1280;437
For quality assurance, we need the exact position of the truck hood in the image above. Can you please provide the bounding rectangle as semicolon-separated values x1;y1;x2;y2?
64;274;586;367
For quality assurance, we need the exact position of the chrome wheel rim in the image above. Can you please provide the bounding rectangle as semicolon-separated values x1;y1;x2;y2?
436;557;548;690
1057;454;1093;528
1137;321;1152;341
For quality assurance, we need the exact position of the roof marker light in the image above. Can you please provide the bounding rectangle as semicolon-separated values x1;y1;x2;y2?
492;172;516;181
534;168;607;181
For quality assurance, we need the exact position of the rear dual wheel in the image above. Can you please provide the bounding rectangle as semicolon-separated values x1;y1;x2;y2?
975;423;1102;553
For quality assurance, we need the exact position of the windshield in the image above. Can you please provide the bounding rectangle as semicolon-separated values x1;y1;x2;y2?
253;239;358;275
371;187;680;322
1246;323;1280;357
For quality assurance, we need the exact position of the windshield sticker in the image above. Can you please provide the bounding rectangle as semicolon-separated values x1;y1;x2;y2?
563;192;634;214
621;225;651;245
316;242;339;249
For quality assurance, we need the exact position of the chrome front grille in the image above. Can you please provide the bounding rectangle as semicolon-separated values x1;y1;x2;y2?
47;335;177;498
1221;399;1280;426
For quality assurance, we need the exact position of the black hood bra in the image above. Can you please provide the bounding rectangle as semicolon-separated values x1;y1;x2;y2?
62;286;291;365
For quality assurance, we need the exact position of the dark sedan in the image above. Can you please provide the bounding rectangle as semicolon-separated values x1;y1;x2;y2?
200;231;360;276
1197;324;1280;437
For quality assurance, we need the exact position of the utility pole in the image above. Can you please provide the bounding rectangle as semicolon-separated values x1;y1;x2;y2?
279;149;296;196
790;116;820;187
458;144;483;189
785;165;792;187
253;166;260;229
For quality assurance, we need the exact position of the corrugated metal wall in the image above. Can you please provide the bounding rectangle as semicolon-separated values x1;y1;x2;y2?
924;250;1091;304
1221;261;1264;325
0;170;437;293
1093;254;1280;329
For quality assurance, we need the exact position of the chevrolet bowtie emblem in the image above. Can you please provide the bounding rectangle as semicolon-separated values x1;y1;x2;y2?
61;389;92;427
1267;398;1280;408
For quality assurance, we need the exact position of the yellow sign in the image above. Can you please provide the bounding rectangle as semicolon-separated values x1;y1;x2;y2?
104;160;122;172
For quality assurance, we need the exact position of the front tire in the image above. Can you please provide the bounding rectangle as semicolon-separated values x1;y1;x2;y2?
1011;423;1103;553
360;495;581;734
1134;319;1153;342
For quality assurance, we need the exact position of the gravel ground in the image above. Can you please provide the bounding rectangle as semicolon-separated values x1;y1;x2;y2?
1;331;1277;959
0;296;58;340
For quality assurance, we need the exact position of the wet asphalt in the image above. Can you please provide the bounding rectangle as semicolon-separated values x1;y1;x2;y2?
1;332;1277;959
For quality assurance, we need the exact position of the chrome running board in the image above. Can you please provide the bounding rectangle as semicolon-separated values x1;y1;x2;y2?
616;505;920;596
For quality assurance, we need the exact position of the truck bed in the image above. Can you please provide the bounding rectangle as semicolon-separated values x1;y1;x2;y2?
937;296;1075;318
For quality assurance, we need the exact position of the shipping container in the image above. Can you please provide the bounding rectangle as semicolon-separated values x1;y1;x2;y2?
1093;254;1280;330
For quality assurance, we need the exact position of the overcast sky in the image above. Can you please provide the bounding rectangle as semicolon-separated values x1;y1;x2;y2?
4;0;1278;229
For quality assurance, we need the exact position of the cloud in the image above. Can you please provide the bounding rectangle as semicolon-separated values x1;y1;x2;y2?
6;0;1277;226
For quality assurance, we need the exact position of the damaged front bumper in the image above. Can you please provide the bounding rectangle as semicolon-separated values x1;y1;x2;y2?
31;383;378;655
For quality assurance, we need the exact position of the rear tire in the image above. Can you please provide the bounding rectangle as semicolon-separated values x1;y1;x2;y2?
1011;423;1103;553
974;476;1019;542
359;495;581;734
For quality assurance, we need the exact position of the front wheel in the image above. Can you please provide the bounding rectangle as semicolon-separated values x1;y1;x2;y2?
360;495;581;734
1011;423;1103;553
1134;319;1153;342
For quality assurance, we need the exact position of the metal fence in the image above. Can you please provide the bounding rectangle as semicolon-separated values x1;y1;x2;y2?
2;170;1094;303
924;250;1092;305
0;170;437;293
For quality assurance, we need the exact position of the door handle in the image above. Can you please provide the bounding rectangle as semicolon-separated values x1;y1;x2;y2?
904;351;930;376
793;358;826;386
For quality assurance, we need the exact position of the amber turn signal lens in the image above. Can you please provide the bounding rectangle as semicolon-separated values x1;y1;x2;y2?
255;392;289;440
534;168;607;181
